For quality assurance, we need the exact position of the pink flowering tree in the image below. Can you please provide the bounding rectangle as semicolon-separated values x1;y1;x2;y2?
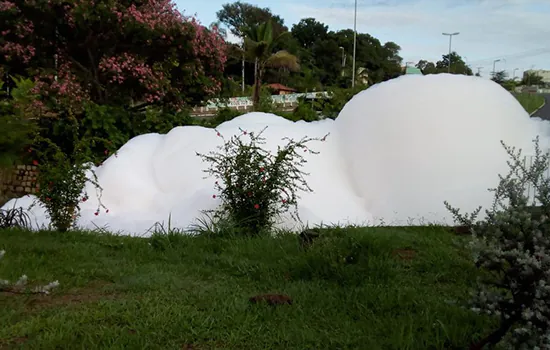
0;0;227;112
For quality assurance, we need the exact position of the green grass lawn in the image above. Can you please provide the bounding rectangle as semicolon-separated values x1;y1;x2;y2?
0;226;496;349
514;92;545;114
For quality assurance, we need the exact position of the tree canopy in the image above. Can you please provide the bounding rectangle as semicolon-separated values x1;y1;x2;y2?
416;52;473;76
521;71;545;87
0;0;495;109
217;4;406;92
216;1;287;39
0;0;228;112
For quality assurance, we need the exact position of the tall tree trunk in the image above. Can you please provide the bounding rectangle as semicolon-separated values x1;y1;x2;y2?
253;58;260;111
241;37;245;93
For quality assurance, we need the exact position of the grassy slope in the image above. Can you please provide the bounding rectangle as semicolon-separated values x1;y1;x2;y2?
0;226;496;349
515;92;545;114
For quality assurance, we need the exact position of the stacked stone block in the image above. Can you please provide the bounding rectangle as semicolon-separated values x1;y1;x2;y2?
0;165;39;198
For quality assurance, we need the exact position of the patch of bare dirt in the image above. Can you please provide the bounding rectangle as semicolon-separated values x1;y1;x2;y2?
249;293;293;306
29;281;118;310
0;336;29;349
451;225;471;235
2;280;120;311
182;340;237;349
392;248;417;261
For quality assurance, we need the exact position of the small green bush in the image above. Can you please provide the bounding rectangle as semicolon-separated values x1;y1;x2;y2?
213;107;243;125
445;136;550;349
31;116;111;232
292;98;320;122
196;126;328;236
320;86;367;119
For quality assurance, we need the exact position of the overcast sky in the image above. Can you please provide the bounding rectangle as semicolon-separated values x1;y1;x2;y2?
176;0;550;79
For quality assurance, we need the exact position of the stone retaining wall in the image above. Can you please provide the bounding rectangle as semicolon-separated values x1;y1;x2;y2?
0;165;39;206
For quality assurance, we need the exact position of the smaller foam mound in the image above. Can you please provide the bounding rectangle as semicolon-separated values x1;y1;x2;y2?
335;74;550;224
91;133;165;213
217;111;295;129
1;111;373;235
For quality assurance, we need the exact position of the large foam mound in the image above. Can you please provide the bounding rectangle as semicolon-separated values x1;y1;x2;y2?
335;74;550;224
3;74;550;234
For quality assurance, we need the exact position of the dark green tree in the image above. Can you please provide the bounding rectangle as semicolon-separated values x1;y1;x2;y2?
217;2;288;94
491;70;508;85
521;72;545;87
416;60;438;74
216;1;287;38
436;52;473;75
291;18;329;49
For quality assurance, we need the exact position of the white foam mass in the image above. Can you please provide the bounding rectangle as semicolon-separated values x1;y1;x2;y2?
335;74;550;224
3;74;550;235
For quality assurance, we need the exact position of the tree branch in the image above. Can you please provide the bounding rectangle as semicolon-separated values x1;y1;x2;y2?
67;56;104;93
86;47;104;102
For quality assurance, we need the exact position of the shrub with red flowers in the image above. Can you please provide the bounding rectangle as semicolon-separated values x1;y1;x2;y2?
29;116;113;232
197;127;329;236
0;0;227;112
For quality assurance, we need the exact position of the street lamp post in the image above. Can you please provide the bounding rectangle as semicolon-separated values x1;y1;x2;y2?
339;46;346;77
442;32;459;73
351;0;357;88
492;59;501;77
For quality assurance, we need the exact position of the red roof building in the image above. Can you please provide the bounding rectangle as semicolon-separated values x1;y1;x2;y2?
266;83;297;95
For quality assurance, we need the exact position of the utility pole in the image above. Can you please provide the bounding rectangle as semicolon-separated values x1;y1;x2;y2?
352;0;357;88
442;32;459;73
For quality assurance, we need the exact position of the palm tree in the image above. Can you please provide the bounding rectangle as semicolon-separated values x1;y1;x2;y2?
244;21;299;110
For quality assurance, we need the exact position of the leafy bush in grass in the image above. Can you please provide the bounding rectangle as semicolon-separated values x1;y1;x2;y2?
445;136;550;349
196;127;328;236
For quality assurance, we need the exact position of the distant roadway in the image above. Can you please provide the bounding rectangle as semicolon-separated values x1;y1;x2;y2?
532;94;550;120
